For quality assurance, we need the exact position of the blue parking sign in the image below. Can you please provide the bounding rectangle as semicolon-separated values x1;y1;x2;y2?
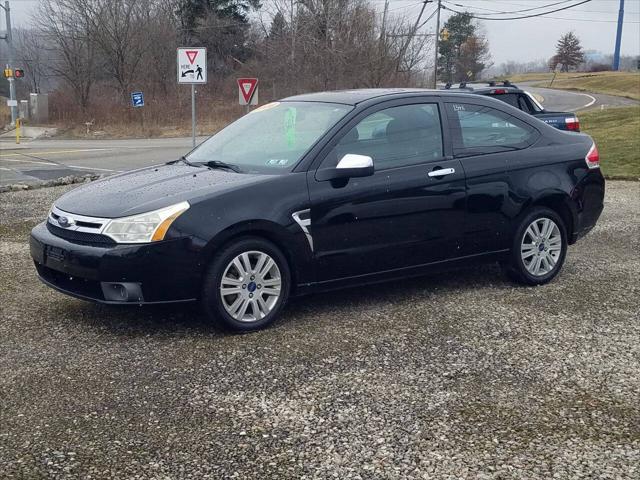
131;91;144;108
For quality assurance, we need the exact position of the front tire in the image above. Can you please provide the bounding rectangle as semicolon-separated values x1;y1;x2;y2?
505;207;568;285
201;237;291;332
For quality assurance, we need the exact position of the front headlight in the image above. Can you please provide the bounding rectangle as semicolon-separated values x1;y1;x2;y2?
103;201;190;243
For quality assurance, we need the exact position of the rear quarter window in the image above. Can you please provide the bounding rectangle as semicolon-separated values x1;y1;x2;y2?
445;102;538;157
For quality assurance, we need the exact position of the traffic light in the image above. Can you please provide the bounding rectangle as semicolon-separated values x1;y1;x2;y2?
440;28;450;41
14;69;25;78
3;68;12;78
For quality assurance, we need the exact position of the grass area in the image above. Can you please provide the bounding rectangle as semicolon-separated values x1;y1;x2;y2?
497;71;640;101
497;72;557;83
579;106;640;179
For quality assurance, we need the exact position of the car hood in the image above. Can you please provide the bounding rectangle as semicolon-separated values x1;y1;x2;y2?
54;164;268;218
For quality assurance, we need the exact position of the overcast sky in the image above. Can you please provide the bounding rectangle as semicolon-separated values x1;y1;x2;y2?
5;0;640;66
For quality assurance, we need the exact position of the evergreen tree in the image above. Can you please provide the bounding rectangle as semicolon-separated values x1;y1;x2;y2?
549;32;584;72
176;0;261;73
437;12;490;83
178;0;261;40
269;11;288;39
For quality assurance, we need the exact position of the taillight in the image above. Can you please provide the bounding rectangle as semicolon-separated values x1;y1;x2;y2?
566;117;580;131
490;89;507;94
585;143;599;169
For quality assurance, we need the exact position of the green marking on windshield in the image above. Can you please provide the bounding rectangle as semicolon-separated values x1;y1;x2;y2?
284;107;297;148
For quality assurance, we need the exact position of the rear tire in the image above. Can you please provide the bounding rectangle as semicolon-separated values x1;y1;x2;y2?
201;237;291;332
505;207;567;286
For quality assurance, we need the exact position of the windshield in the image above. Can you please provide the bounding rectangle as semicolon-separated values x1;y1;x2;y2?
187;101;352;173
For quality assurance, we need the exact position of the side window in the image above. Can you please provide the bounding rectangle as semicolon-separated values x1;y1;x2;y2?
445;102;537;156
324;103;444;170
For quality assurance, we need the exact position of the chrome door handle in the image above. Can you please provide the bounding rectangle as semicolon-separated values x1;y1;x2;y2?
428;167;455;177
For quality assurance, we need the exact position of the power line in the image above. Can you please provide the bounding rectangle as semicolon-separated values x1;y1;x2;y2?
444;0;638;16
444;0;576;16
388;1;424;13
441;0;594;20
417;6;439;29
534;15;638;23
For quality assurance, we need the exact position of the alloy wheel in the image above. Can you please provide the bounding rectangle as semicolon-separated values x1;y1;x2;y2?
219;250;282;322
520;217;563;277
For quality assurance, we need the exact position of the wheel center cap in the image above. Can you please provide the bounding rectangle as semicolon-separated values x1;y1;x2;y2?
539;243;545;252
247;282;257;292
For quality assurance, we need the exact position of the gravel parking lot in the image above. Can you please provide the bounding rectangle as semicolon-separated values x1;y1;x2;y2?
1;181;638;479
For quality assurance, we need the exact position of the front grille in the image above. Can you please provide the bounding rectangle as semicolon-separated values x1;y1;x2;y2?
46;222;116;246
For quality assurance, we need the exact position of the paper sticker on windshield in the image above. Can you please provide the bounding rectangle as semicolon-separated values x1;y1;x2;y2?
251;102;280;113
266;159;290;167
452;104;466;111
284;107;297;148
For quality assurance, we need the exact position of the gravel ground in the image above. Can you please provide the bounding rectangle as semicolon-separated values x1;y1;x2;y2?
1;182;638;479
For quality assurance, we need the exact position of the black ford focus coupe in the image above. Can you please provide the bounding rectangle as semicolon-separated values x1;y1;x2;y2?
30;89;604;331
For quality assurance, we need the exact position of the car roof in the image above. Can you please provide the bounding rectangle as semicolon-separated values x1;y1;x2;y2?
281;88;442;106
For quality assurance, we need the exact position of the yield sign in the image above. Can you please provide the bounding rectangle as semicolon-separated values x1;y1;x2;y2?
237;78;258;105
185;50;199;64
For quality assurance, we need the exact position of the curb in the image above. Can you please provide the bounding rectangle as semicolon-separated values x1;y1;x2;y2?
0;173;106;194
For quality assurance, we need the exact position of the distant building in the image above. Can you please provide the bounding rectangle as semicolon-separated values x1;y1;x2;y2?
583;51;606;64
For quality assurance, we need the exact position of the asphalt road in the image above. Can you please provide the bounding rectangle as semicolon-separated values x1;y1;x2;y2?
520;81;638;112
0;137;206;187
1;181;638;478
0;86;637;187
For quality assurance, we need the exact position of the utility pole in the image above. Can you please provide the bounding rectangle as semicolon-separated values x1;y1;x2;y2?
432;0;441;88
396;0;429;74
612;0;625;71
380;0;389;43
1;0;17;125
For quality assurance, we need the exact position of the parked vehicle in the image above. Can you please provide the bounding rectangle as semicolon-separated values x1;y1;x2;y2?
442;81;581;131
31;89;604;331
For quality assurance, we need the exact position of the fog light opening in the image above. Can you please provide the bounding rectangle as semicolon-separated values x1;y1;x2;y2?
101;282;144;303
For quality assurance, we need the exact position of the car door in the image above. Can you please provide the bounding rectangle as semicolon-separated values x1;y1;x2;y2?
443;100;540;255
307;99;467;282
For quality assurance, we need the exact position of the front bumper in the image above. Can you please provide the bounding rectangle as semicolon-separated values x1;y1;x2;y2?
30;222;201;304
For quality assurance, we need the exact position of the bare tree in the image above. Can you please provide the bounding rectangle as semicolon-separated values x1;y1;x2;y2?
14;29;49;93
255;0;428;95
22;0;442;127
34;0;97;111
139;0;180;96
81;0;154;100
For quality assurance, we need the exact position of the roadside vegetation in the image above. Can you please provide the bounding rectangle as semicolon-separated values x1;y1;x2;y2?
0;0;438;133
0;1;494;135
580;106;640;180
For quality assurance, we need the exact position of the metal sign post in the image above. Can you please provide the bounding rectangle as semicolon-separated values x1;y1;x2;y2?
177;47;207;148
130;92;145;132
191;84;196;148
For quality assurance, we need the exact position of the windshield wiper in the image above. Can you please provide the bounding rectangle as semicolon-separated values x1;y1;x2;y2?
204;160;242;173
167;155;200;167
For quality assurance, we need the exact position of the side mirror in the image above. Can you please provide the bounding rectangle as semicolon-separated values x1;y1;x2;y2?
316;154;374;182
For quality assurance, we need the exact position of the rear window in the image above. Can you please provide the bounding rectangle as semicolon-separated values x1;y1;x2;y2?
490;93;533;113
